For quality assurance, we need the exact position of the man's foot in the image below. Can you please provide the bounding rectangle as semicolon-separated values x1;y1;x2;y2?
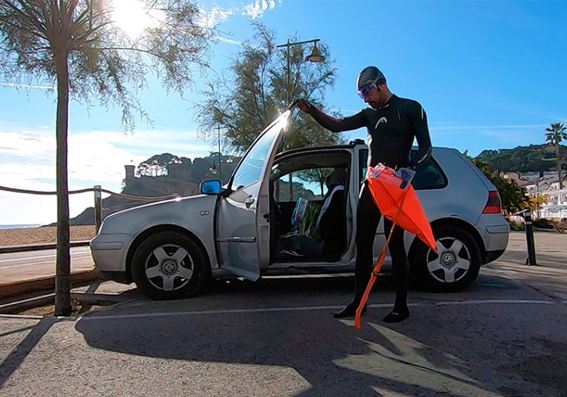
333;302;367;319
383;308;410;323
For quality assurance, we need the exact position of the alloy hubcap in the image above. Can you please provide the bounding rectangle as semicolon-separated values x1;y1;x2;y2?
161;260;178;275
426;237;471;284
144;244;194;292
441;252;456;268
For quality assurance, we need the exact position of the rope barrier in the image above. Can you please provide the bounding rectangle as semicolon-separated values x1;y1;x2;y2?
99;188;178;202
0;184;178;202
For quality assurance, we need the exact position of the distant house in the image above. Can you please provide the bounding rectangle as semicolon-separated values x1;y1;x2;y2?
524;175;567;219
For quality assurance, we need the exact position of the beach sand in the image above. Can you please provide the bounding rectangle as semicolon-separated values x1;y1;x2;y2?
0;226;96;248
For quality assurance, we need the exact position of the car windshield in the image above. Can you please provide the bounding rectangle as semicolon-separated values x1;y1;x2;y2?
231;112;290;191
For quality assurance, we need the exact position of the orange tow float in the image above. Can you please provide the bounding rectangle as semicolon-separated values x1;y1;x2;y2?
355;164;437;329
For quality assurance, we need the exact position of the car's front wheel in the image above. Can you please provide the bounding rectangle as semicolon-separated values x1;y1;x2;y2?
410;225;481;292
132;231;207;300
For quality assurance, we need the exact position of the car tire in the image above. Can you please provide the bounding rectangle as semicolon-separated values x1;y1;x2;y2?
132;231;207;300
410;225;481;292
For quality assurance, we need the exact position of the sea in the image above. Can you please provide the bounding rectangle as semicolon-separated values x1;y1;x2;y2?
0;224;42;230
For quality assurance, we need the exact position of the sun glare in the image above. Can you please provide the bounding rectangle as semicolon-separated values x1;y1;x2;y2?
111;0;164;38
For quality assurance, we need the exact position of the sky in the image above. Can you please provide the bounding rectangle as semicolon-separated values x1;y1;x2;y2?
1;0;566;225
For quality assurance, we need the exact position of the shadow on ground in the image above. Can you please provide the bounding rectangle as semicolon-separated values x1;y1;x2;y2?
69;274;567;396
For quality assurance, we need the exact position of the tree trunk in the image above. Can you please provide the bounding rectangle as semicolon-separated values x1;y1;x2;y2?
54;49;72;317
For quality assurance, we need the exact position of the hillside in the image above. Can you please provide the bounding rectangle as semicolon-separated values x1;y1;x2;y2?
476;144;565;173
70;153;239;226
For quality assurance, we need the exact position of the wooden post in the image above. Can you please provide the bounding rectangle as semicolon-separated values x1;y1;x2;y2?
94;185;102;233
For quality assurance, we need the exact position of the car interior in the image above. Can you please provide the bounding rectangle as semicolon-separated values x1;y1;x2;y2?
269;151;352;263
266;148;447;265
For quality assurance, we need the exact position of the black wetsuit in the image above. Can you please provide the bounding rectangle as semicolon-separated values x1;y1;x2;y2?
304;94;432;319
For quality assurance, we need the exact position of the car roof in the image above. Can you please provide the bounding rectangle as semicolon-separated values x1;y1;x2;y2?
275;140;456;159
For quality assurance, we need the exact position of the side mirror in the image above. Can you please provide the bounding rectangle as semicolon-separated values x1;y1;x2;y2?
200;180;222;195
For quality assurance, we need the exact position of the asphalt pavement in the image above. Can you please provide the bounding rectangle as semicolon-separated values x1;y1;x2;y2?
0;232;566;396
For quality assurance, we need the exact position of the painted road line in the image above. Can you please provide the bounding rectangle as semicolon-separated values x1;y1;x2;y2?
76;300;556;322
0;300;560;323
435;299;554;306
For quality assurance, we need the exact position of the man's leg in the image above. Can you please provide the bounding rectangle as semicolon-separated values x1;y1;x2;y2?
383;218;410;323
333;183;381;318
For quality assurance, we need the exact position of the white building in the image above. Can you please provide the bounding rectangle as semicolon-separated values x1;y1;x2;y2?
524;176;567;219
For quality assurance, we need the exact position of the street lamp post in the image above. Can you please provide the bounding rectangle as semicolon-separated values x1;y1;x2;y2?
276;38;325;105
209;125;223;183
276;38;325;199
217;125;222;183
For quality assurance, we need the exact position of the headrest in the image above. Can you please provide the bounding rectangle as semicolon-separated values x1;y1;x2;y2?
326;166;347;188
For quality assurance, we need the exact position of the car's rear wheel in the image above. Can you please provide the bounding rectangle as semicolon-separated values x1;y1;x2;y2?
410;225;481;292
132;231;207;300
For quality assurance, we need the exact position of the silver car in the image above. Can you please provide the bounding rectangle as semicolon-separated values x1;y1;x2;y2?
90;111;509;299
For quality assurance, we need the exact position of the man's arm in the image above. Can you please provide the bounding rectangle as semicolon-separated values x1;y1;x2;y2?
408;103;432;169
298;99;366;132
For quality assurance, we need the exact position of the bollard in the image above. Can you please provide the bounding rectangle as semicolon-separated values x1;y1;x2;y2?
521;209;538;266
94;185;102;233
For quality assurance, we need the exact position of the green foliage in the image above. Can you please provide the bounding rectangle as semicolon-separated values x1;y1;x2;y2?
544;122;566;189
488;174;527;213
296;168;332;196
0;0;211;315
137;153;192;177
195;22;343;153
0;0;212;129
475;144;559;173
134;152;239;186
545;123;567;146
466;152;528;213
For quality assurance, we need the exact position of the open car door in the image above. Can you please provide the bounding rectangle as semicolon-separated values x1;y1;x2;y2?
215;111;290;281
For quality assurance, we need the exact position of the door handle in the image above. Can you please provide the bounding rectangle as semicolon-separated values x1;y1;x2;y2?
244;196;255;208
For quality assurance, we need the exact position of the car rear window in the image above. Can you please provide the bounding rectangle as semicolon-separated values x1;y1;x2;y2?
358;149;447;190
412;157;448;190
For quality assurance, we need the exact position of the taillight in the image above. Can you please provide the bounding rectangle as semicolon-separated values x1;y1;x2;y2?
483;191;502;214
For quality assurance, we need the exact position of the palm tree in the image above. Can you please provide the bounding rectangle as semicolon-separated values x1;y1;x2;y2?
545;123;567;189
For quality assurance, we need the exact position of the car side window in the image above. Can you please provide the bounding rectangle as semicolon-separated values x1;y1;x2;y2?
412;157;448;190
274;168;334;202
357;148;447;189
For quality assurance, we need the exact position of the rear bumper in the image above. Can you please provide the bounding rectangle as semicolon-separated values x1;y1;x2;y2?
477;214;510;257
484;249;506;264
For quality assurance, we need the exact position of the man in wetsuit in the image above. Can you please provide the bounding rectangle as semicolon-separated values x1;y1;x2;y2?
297;66;432;322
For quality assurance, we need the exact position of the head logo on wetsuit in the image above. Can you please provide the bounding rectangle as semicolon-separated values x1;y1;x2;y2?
375;117;388;129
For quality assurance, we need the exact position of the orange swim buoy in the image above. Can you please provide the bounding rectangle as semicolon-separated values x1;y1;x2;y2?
355;164;437;329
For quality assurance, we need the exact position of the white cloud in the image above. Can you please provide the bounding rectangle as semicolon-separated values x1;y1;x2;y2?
0;82;55;91
197;6;237;28
196;0;281;30
215;36;244;47
243;0;277;19
0;127;212;225
430;124;548;131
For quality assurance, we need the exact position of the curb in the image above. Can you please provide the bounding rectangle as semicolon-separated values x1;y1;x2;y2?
0;241;91;254
0;269;102;300
0;291;133;315
0;293;55;314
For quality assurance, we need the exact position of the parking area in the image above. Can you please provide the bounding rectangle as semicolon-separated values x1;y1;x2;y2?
1;231;567;396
